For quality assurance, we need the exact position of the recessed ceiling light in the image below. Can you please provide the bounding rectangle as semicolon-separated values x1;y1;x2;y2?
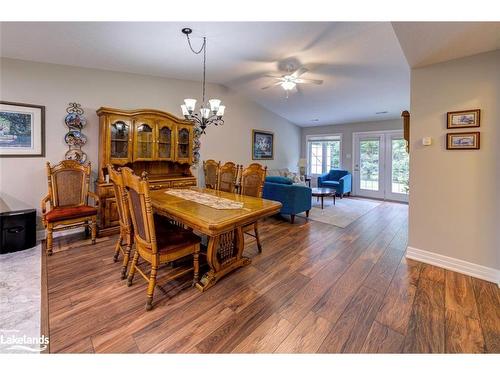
376;111;389;115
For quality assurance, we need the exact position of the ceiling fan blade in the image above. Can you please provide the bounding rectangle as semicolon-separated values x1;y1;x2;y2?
291;67;308;78
295;78;324;85
261;81;283;90
263;73;284;78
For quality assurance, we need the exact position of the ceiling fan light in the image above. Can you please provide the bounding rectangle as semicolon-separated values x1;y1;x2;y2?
184;98;197;112
281;81;296;91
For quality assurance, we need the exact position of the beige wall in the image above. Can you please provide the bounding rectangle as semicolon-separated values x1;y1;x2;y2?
0;58;300;216
409;50;500;270
300;118;403;171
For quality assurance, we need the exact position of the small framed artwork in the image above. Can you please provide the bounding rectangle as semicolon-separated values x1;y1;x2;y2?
446;132;480;150
0;101;45;157
252;129;274;160
447;109;480;129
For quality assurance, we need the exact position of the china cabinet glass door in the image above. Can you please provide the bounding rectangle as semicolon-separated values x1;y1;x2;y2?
134;120;154;160
176;126;191;162
109;119;132;163
157;122;173;160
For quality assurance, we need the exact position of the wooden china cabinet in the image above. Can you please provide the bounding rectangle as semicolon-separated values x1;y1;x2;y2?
96;107;196;236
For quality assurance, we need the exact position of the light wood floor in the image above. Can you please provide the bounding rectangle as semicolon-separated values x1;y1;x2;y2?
44;201;500;353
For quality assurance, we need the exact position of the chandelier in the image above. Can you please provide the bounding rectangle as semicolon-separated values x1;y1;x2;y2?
180;28;225;134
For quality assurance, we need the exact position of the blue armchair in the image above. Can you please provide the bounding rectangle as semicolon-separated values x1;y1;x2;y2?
317;169;352;198
262;176;312;224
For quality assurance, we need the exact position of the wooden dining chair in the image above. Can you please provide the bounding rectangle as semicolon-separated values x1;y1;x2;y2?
121;167;201;311
203;159;220;189
41;160;99;256
107;164;134;279
218;162;239;193
240;163;267;253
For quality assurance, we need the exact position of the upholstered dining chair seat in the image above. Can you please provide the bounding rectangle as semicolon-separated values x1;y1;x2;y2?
44;205;98;223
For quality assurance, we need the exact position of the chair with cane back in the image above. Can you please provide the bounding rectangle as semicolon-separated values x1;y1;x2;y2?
240;163;267;253
41;160;99;256
107;164;134;279
121;167;201;311
203;159;220;189
218;162;239;193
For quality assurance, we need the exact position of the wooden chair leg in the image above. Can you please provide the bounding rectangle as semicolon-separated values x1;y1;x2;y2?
254;222;262;253
146;264;158;311
127;251;139;287
46;225;53;256
193;245;200;286
290;214;295;224
121;243;132;280
113;236;122;262
90;216;97;244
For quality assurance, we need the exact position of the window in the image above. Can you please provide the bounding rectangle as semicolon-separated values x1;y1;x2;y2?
307;135;342;175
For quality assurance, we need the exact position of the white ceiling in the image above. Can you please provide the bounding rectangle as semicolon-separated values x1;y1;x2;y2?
392;22;500;68
1;22;498;127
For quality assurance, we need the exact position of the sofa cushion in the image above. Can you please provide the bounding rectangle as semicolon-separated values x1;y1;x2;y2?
265;176;293;185
45;205;97;223
321;181;340;188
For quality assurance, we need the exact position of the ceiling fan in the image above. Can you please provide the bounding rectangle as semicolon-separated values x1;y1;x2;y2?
261;67;323;97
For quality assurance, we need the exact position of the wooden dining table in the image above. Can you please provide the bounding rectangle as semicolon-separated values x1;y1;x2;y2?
149;187;282;291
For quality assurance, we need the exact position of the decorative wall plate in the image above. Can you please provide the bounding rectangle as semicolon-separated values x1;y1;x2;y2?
65;148;87;164
64;130;87;147
64;113;87;129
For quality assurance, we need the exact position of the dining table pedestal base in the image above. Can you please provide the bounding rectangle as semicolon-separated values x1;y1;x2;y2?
195;227;251;292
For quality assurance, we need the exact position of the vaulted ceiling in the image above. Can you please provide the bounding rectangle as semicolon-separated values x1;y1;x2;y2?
1;22;498;127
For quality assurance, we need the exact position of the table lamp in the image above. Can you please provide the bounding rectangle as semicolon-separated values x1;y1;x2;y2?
297;158;307;176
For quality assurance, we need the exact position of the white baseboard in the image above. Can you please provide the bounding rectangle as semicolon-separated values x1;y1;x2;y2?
36;227;86;242
406;246;500;286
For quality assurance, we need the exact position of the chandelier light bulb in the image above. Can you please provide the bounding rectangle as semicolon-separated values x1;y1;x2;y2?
200;108;210;119
180;104;189;117
209;99;221;113
216;105;225;117
184;98;197;112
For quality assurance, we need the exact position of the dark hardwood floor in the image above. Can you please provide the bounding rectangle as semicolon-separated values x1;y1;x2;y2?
44;201;500;353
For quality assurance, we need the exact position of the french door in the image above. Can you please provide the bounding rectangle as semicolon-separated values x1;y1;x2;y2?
353;131;409;202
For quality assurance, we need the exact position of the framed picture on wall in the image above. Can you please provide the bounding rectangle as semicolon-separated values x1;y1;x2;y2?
252;129;274;160
0;101;45;157
446;132;480;150
447;109;480;129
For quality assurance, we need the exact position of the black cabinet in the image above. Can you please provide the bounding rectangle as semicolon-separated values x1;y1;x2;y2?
0;195;37;254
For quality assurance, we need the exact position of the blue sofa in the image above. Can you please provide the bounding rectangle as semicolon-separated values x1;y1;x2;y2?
317;169;352;198
262;176;312;224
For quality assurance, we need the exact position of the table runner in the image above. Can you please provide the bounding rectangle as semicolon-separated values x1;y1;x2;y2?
164;189;244;210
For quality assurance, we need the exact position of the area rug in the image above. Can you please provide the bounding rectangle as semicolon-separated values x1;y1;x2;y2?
298;197;381;228
0;244;43;353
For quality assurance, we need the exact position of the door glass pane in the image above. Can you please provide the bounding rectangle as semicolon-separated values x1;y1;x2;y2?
391;138;409;194
158;126;171;158
177;128;190;158
110;121;129;159
360;139;380;191
325;140;341;170
309;142;322;174
136;123;153;159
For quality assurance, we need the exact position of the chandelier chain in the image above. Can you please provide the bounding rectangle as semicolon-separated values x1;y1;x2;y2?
185;34;207;105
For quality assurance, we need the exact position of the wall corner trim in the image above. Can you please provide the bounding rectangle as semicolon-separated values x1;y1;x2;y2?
406;246;500;286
